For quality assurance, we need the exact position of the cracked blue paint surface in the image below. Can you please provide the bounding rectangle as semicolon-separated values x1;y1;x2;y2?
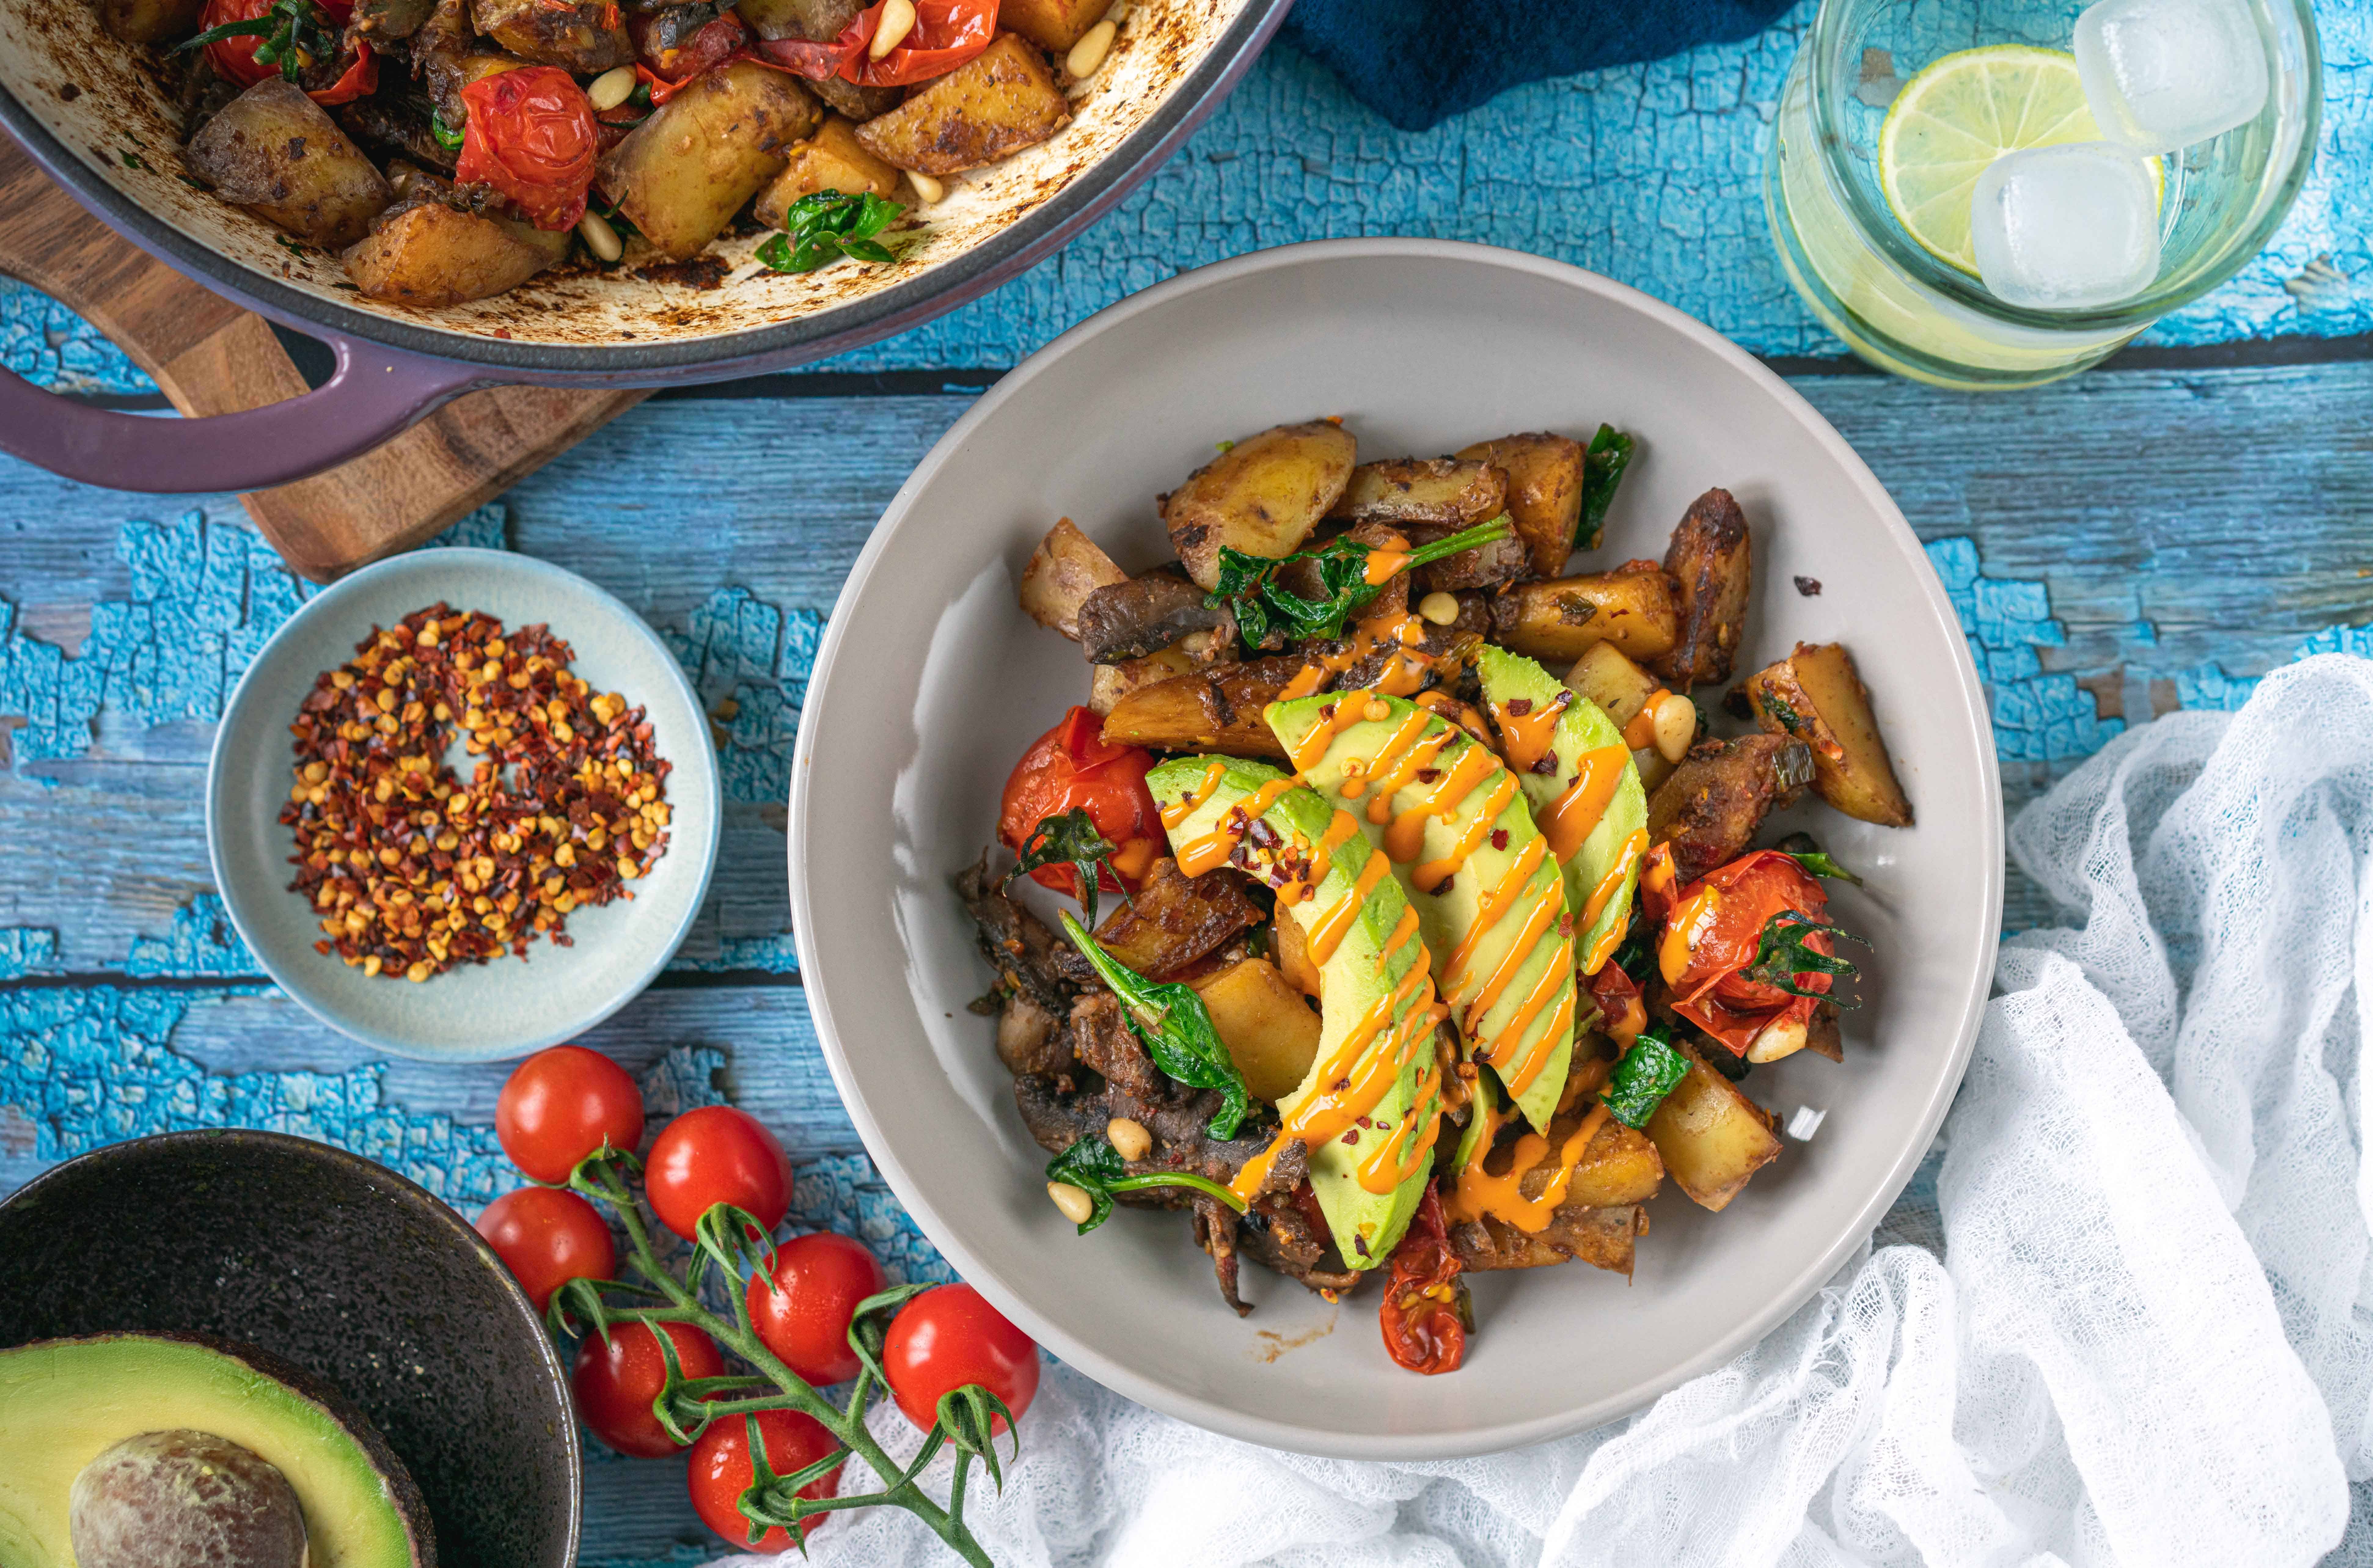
9;0;2369;393
1927;536;2126;762
125;893;257;978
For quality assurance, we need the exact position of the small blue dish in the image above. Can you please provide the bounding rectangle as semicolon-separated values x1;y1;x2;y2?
207;548;720;1062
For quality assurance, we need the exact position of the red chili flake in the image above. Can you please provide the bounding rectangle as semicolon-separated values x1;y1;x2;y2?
1489;829;1508;850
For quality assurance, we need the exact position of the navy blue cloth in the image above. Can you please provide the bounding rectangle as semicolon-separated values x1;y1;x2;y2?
1277;0;1800;133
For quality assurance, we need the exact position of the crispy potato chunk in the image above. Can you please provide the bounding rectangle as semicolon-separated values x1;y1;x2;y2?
1646;733;1815;882
1452;1204;1643;1274
97;0;203;42
599;62;819;260
1000;0;1111;51
1327;458;1506;527
1017;517;1126;641
1272;906;1322;997
1490;562;1679;664
186;80;393;248
1191;958;1322;1103
1742;642;1914;827
1097;656;1302;758
854;32;1070;175
1565;642;1660;729
1646;1042;1782;1211
1564;1114;1667;1208
1162;421;1357;591
471;0;630;70
344;197;569;305
753;115;906;225
1458;432;1584;579
1093;858;1263;981
1657;487;1752;688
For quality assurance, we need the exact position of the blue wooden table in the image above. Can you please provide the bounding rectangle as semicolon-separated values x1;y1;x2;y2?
6;3;2373;1561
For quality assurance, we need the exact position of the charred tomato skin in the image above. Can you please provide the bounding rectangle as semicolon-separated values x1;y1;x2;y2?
997;707;1162;899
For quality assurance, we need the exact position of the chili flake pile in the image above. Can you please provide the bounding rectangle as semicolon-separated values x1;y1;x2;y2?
281;603;674;983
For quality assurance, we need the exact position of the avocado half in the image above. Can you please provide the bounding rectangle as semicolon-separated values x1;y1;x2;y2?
0;1332;434;1568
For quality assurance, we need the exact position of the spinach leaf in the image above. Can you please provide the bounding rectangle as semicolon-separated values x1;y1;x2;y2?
1208;515;1514;649
756;189;907;274
1044;1136;1248;1235
1775;831;1863;887
1578;425;1636;551
1004;807;1125;927
1602;1022;1689;1129
1060;912;1252;1139
1747;910;1867;1004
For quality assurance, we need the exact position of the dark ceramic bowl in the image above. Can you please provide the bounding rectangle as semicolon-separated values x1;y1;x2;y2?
0;1130;580;1568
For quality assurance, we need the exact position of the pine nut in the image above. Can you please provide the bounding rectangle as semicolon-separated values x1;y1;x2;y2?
1106;1116;1152;1161
869;0;916;58
1066;17;1116;78
1047;1181;1095;1226
1417;590;1459;626
1651;691;1697;764
1746;1013;1809;1063
578;209;623;262
906;170;945;204
586;64;637;111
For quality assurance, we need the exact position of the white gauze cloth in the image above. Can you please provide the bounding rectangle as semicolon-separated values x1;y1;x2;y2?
738;653;2373;1568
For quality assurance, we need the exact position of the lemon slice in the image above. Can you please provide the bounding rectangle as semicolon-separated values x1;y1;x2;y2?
1879;45;2161;276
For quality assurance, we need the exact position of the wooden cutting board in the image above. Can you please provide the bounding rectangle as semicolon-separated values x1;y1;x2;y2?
0;136;646;582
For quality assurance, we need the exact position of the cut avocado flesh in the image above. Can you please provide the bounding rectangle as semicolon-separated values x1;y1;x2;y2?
1265;692;1578;1134
1475;645;1648;979
1147;755;1434;1269
0;1332;430;1568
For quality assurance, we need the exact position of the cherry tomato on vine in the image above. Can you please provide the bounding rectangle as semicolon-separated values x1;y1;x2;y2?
744;1231;887;1385
687;1409;841;1549
496;1044;645;1184
1377;1188;1466;1376
476;1186;616;1313
996;707;1162;900
646;1105;795;1241
455;65;601;230
572;1320;725;1457
881;1284;1038;1435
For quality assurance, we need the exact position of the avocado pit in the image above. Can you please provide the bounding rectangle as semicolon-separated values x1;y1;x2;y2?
70;1429;308;1568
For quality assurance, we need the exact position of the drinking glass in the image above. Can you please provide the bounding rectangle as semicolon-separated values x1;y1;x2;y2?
1764;0;2319;389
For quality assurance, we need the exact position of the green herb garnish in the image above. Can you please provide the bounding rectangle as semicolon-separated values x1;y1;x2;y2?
1602;1022;1689;1129
1044;1135;1249;1234
1776;832;1862;886
429;108;464;152
1578;424;1635;551
1209;514;1514;649
178;0;340;85
1004;807;1126;927
1746;909;1866;1004
1060;911;1252;1139
755;189;906;274
1760;692;1805;733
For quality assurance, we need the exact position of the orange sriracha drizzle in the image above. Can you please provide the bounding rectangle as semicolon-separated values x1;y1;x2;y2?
1159;758;1230;831
1414;771;1516;893
1457;877;1561;1037
1540;745;1631;863
1621;691;1673;751
1174;772;1301;875
1382;741;1491;864
1487;689;1573;775
1308;850;1391;965
1443;838;1545;995
1485;941;1575;1097
1360;712;1446;821
1577;828;1650;974
1443;1095;1605;1233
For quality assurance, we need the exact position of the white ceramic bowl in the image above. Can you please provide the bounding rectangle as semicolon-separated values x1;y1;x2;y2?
210;548;721;1061
788;239;2003;1458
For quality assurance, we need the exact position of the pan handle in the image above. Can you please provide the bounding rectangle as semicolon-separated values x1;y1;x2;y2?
0;336;485;494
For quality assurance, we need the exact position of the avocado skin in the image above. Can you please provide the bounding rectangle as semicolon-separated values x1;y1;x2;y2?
0;1331;434;1568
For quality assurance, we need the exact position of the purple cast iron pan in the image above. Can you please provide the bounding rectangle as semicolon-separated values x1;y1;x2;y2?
0;0;1290;493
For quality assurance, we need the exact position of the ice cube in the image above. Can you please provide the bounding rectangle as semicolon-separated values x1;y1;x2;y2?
2075;0;2271;154
1969;141;2162;309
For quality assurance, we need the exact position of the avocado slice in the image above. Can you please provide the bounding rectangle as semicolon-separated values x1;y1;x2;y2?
1147;755;1437;1269
1474;644;1650;979
0;1332;432;1568
1266;692;1580;1134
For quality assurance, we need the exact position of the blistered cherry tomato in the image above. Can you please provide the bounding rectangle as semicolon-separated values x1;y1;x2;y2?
476;1186;616;1312
687;1409;841;1549
996;706;1162;900
198;0;374;102
496;1044;645;1184
751;0;993;88
646;1105;795;1241
1654;848;1838;1056
456;65;600;230
572;1319;725;1457
881;1283;1038;1435
1377;1188;1465;1375
744;1231;887;1385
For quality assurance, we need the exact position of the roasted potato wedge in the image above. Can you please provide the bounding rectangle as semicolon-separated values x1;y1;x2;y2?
1657;487;1752;688
1458;432;1584;579
1646;733;1816;882
344;194;569;305
1565;641;1674;790
1017;517;1126;641
97;0;203;43
1560;1113;1665;1208
1646;1042;1782;1211
1192;957;1322;1104
1452;1204;1642;1274
1000;0;1112;52
1162;421;1357;591
1327;458;1506;527
854;32;1070;175
1490;562;1679;664
1093;858;1263;981
753;114;906;223
1098;656;1301;758
1742;641;1914;827
599;61;819;260
186;79;393;249
1272;906;1322;998
471;0;629;70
